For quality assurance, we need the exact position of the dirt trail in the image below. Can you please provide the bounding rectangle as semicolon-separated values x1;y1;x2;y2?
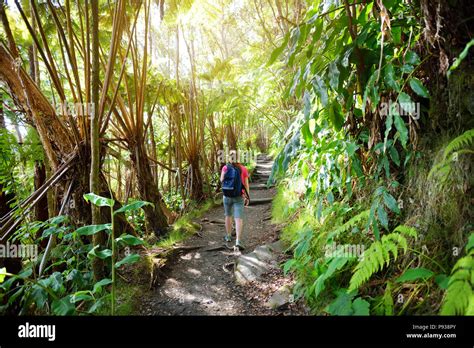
138;155;306;315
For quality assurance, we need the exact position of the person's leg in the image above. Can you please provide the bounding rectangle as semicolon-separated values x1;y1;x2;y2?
223;197;233;241
233;197;245;248
235;217;243;242
225;215;233;236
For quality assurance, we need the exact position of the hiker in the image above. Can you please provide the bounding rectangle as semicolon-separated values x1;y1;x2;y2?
220;160;250;250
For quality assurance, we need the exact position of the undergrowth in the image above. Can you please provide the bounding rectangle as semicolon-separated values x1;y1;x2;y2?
272;131;473;315
155;198;217;249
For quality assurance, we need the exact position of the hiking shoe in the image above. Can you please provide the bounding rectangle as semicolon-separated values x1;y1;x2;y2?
223;234;232;242
235;240;245;250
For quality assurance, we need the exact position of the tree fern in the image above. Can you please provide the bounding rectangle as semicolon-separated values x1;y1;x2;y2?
348;226;417;292
440;233;474;315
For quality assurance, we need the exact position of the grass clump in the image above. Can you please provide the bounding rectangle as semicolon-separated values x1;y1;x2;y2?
156;198;217;249
271;181;302;224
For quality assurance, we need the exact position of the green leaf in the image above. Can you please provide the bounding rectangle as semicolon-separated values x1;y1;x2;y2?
47;272;64;294
71;291;94;303
301;122;313;148
435;274;450;290
363;70;380;113
377;204;389;230
389;145;400;166
93;278;112;294
116;234;144;246
314;257;348;298
51;296;75;315
328;100;344;131
396;268;434;283
88;295;110;314
17;268;33;279
8;287;24;306
371;212;381;240
42;225;63;238
88;246;112;260
326;290;354;315
75;223;111;236
352;298;370;315
283;259;296;275
466;233;474;252
383;191;400;214
83;193;114;207
405;51;420;65
384;64;399;91
0;267;6;283
384;111;393;145
398;91;413;111
303;91;312;120
448;39;474;77
382;282;394;315
401;64;414;74
393;114;408;148
115;254;140;268
409;78;429;98
267;32;289;66
392;26;401;45
328;61;340;90
312;75;328;107
114;201;154;215
50;215;68;225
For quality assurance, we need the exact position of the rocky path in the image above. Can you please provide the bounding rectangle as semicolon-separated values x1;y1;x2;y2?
138;155;307;315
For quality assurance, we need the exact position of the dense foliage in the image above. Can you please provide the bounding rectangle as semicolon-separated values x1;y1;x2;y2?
0;0;472;316
268;0;473;315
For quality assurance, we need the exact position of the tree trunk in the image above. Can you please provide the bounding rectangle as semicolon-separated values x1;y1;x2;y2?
0;94;14;218
0;43;132;241
33;161;48;222
0;90;22;277
129;141;168;237
90;0;107;281
189;157;204;201
29;40;49;225
226;123;237;151
0;44;73;170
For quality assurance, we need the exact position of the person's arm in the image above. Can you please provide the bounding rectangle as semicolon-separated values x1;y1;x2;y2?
220;165;226;182
243;169;250;205
244;175;250;206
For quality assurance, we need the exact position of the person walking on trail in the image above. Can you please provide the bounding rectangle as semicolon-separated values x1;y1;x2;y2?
220;160;250;250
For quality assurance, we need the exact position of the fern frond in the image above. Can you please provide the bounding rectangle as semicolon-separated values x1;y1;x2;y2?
440;233;474;315
373;242;386;272
440;280;472;315
327;209;370;240
429;129;474;182
348;226;417;292
382;239;398;265
393;225;418;239
443;129;474;160
385;233;408;253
